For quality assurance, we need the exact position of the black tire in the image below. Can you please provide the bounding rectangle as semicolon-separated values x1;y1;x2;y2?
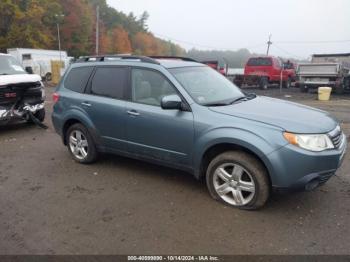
335;86;344;95
206;151;270;210
45;73;52;82
66;123;98;164
300;85;308;93
259;77;268;90
34;108;45;122
27;108;45;123
283;77;292;89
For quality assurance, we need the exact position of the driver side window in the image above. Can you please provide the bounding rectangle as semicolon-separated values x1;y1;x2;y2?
131;68;177;106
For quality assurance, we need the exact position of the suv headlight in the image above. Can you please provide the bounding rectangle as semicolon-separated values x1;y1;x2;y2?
283;132;334;152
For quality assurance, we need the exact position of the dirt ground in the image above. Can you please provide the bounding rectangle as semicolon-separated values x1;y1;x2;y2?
0;86;350;255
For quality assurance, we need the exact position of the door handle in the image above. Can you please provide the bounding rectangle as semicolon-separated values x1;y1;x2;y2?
127;110;140;116
81;102;91;107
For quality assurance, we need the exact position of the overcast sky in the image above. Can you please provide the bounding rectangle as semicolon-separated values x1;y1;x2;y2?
106;0;350;59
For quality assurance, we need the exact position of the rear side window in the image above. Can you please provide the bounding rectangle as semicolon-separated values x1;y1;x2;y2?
64;67;94;93
247;58;272;66
91;67;128;99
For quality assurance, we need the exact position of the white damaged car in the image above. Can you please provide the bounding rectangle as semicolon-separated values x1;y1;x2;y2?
0;53;45;125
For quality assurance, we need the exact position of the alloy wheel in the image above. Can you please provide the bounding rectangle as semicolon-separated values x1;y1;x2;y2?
69;130;89;160
213;163;256;206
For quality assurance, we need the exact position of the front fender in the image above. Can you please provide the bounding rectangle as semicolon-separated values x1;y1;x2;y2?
193;127;284;180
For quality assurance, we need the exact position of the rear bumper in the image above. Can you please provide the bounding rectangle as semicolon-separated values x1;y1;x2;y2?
268;134;347;192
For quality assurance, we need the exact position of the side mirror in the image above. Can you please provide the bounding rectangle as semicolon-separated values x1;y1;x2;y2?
25;66;33;74
161;94;183;110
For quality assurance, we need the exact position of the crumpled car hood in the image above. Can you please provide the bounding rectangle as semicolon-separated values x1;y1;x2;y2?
209;96;338;133
0;74;41;86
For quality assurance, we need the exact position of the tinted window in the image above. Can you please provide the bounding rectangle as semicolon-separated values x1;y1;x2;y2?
91;67;128;99
247;58;272;66
131;69;176;106
64;67;94;93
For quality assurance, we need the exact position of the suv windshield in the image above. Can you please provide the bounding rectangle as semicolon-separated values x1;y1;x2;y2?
170;66;243;106
0;56;26;75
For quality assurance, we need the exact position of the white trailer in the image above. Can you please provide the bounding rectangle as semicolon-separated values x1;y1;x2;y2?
7;48;71;81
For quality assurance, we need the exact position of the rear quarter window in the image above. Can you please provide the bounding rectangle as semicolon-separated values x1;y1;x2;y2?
64;67;94;93
91;67;128;99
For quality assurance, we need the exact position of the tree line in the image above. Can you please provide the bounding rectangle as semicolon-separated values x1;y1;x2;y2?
0;0;185;57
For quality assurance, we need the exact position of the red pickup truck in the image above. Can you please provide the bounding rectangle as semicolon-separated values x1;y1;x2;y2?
233;56;295;89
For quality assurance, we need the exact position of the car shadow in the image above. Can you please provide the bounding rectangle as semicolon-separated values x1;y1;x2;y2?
94;153;327;212
0;121;34;133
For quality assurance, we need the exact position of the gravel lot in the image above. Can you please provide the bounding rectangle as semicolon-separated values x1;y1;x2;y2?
1;86;350;255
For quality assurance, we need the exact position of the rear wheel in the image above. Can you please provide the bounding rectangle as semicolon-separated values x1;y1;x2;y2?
283;77;292;89
45;72;52;82
206;151;270;210
66;123;98;164
259;77;268;90
300;85;308;93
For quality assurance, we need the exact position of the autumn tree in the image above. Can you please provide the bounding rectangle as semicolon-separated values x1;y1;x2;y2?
60;0;94;57
108;26;132;54
0;0;185;57
0;0;59;51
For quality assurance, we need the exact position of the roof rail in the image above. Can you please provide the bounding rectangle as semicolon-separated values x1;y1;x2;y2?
76;55;160;65
149;56;198;62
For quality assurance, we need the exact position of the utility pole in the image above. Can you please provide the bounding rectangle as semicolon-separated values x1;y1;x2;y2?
266;34;272;55
55;14;65;65
96;5;100;55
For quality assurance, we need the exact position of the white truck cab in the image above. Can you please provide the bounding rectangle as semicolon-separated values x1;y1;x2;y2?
0;53;45;124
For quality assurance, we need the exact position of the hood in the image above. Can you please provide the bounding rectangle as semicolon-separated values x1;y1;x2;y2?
0;74;41;86
210;96;337;133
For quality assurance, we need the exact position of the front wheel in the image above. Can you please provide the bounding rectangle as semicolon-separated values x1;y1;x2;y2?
27;108;45;123
259;77;268;90
206;151;270;210
66;123;98;164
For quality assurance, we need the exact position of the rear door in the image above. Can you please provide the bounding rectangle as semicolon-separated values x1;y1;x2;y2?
125;67;194;168
83;66;129;151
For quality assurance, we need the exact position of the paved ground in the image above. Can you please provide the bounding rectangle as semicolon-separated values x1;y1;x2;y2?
1;86;350;255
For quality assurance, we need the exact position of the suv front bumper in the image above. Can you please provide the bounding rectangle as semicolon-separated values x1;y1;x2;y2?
268;133;347;192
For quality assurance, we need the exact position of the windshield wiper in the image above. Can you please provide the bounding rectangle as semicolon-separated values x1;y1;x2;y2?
203;102;230;107
0;73;9;75
229;93;257;104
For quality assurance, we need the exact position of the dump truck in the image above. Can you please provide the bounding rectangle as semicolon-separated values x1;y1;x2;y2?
297;60;350;94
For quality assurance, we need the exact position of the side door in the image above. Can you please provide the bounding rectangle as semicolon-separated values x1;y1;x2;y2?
125;67;194;168
273;58;285;81
83;66;129;152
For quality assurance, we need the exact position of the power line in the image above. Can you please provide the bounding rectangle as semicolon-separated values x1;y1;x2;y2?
273;44;305;60
274;39;350;44
153;32;265;51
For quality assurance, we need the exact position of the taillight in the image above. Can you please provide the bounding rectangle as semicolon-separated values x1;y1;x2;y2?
53;92;60;104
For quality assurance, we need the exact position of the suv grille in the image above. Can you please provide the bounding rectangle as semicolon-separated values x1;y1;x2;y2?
328;125;344;149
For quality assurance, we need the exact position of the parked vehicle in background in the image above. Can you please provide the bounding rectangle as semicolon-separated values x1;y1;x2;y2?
297;63;350;93
283;60;297;81
52;55;346;210
233;56;294;89
201;60;227;75
0;53;45;125
297;53;350;93
7;48;71;81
